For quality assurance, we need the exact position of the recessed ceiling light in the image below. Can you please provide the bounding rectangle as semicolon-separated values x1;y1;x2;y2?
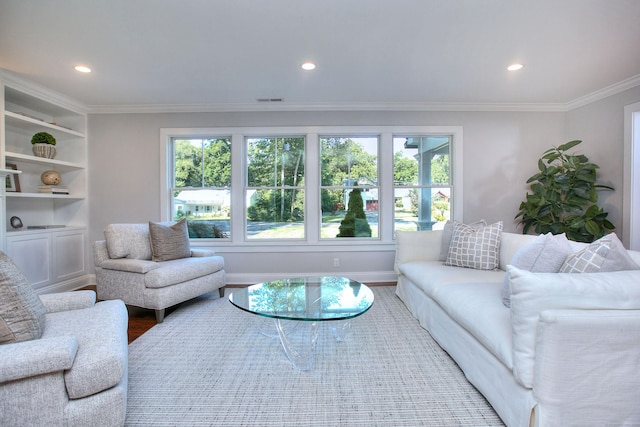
74;65;92;73
507;63;524;71
301;62;316;71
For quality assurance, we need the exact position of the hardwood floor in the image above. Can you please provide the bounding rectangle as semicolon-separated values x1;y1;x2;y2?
82;282;396;344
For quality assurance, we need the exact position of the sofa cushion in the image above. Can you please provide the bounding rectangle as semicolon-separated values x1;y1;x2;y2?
445;221;503;270
149;219;192;262
100;258;160;274
431;281;513;369
145;256;225;289
399;261;505;298
560;233;639;273
42;299;128;399
508;266;640;388
0;252;46;344
502;233;574;307
104;223;153;260
439;219;486;261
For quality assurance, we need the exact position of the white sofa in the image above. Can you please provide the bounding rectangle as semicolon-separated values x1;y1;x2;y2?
395;228;640;427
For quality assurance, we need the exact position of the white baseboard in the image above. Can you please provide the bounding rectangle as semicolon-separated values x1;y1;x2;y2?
225;270;398;285
35;274;94;295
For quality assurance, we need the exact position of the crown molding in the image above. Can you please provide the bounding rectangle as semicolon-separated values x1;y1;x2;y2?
82;73;639;115
87;101;568;114
566;73;640;111
1;68;87;114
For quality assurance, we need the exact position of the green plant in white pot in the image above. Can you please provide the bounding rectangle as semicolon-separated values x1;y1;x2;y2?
31;131;57;159
515;140;615;243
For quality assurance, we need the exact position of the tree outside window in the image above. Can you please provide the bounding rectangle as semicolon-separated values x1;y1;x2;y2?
246;137;305;239
320;137;379;238
172;138;231;238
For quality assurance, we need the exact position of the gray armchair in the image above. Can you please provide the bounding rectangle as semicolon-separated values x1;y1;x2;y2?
93;222;226;323
0;252;128;427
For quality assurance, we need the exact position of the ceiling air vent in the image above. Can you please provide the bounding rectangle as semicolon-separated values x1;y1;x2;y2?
257;98;284;102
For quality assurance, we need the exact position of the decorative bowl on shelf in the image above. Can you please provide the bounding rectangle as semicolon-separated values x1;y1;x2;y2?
32;143;57;159
41;170;62;185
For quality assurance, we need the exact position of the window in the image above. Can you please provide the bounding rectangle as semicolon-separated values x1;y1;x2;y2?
246;137;305;239
393;136;451;232
171;137;231;238
162;126;461;245
320;136;379;239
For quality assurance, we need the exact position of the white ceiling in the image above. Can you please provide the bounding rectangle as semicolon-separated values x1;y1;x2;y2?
1;0;639;112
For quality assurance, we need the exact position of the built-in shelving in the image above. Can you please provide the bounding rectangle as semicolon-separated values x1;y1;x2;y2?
1;69;90;292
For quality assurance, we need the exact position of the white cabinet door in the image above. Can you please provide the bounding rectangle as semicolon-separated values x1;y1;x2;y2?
6;228;87;291
52;230;86;281
6;232;52;289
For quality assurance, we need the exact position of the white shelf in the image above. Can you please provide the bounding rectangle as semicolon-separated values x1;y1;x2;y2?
5;151;84;170
4;110;85;137
6;192;84;200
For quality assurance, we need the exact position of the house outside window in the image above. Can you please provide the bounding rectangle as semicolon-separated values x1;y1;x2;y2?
320;136;379;239
171;137;231;239
162;126;462;245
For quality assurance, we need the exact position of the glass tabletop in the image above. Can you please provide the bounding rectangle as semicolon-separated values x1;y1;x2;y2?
228;276;374;321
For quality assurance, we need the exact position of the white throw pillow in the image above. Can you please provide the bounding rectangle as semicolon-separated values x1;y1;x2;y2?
508;266;640;388
445;221;503;270
560;233;639;273
501;233;574;307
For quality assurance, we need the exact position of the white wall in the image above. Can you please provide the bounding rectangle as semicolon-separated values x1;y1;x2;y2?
86;93;639;283
566;86;640;245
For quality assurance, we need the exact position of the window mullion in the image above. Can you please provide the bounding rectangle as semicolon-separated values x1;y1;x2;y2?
307;133;319;244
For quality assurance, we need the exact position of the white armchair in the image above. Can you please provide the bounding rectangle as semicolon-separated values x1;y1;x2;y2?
0;252;128;427
93;221;226;323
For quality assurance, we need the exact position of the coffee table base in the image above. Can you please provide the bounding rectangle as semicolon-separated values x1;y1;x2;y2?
269;319;352;370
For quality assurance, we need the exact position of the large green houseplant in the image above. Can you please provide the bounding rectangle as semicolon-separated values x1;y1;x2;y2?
515;140;614;243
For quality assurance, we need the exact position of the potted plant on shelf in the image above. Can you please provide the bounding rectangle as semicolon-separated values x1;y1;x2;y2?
31;131;57;159
515;140;615;243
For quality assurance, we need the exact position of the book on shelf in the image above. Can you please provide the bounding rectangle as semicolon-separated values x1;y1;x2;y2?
38;185;69;194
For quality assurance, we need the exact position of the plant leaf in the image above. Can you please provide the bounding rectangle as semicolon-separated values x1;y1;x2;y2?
557;140;582;152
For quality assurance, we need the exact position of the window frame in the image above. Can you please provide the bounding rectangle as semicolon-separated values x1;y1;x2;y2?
160;126;463;249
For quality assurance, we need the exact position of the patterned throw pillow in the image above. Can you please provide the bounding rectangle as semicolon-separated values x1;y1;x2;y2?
0;251;46;344
445;221;503;270
438;219;486;261
560;233;639;273
148;219;192;262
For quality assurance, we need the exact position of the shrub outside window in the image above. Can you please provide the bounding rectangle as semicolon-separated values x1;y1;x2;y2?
320;136;379;239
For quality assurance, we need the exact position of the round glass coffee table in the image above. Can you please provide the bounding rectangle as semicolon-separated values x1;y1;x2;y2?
229;276;374;370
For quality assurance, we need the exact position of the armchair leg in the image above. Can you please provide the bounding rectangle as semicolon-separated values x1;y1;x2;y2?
155;309;165;323
218;287;226;298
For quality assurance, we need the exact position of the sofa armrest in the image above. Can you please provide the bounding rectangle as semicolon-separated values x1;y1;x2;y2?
100;258;160;274
93;240;110;266
0;336;78;383
394;230;443;272
191;249;216;257
533;309;640;425
39;291;96;313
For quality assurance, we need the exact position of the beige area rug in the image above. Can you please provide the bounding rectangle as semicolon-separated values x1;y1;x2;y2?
126;286;504;426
